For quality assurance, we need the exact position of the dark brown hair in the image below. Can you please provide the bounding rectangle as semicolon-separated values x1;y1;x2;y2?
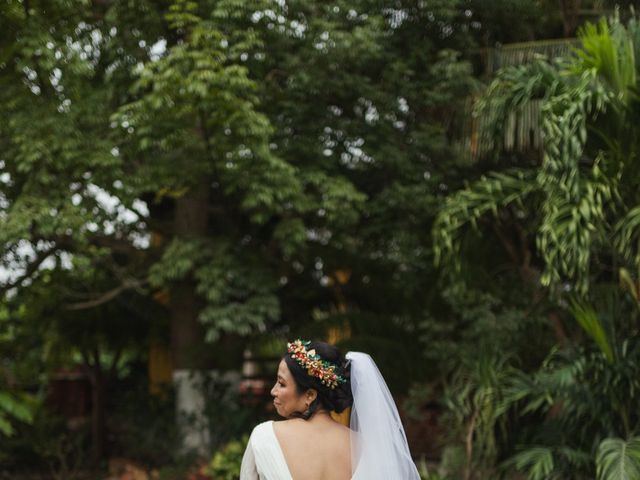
283;340;353;419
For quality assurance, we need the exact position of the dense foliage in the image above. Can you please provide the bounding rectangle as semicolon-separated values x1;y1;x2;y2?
432;13;640;480
2;0;638;478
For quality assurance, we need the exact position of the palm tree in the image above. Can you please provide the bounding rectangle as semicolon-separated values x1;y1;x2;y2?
433;13;640;480
434;14;640;297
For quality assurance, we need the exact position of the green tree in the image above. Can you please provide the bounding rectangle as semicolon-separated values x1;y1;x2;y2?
205;0;479;374
435;14;640;299
1;0;484;465
433;13;640;479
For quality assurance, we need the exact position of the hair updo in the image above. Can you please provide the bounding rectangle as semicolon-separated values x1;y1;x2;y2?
283;340;353;419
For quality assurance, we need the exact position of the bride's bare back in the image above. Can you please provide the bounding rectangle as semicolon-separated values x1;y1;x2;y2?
273;415;351;480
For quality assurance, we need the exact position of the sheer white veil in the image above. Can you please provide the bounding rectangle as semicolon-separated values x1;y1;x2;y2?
346;352;421;480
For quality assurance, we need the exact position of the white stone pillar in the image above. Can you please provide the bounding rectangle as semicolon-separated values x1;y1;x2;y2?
173;369;211;456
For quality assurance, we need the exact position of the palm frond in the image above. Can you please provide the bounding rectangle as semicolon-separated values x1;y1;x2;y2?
618;268;640;305
433;169;537;271
613;205;640;270
570;300;615;363
507;446;555;480
536;73;613;294
572;16;636;102
476;59;565;155
506;444;591;480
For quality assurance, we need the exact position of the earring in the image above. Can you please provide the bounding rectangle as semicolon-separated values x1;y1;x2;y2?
302;403;312;420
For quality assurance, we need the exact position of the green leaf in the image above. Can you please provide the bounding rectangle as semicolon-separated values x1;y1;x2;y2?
570;300;615;363
508;446;555;480
0;391;34;436
596;437;640;480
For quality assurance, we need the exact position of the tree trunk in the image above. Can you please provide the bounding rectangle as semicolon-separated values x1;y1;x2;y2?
90;370;106;464
170;180;211;455
82;355;107;465
559;0;581;38
463;411;477;480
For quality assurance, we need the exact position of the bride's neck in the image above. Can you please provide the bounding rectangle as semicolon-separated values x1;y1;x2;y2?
309;409;333;422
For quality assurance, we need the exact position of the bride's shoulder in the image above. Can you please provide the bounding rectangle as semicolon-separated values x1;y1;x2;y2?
251;418;304;435
271;417;305;433
274;418;305;426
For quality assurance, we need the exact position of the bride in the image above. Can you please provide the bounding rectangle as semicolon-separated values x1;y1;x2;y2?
240;339;421;479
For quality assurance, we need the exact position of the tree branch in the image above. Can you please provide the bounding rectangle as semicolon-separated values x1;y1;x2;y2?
80;349;94;373
89;234;142;257
489;221;520;265
0;245;57;296
64;278;146;310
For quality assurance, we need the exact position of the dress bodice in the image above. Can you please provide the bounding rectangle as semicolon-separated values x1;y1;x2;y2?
240;421;355;480
240;421;293;480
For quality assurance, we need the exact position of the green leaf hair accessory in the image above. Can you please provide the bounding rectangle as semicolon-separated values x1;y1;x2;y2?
287;339;347;389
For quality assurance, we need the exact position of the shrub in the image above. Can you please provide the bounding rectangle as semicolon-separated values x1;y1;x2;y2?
204;435;249;480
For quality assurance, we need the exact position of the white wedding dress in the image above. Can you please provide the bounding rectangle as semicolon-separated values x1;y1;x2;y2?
240;421;293;480
239;352;420;480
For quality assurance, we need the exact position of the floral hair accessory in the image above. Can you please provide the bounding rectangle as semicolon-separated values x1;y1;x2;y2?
287;339;347;390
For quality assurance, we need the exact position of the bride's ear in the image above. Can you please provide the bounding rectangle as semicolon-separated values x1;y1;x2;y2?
305;388;318;403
